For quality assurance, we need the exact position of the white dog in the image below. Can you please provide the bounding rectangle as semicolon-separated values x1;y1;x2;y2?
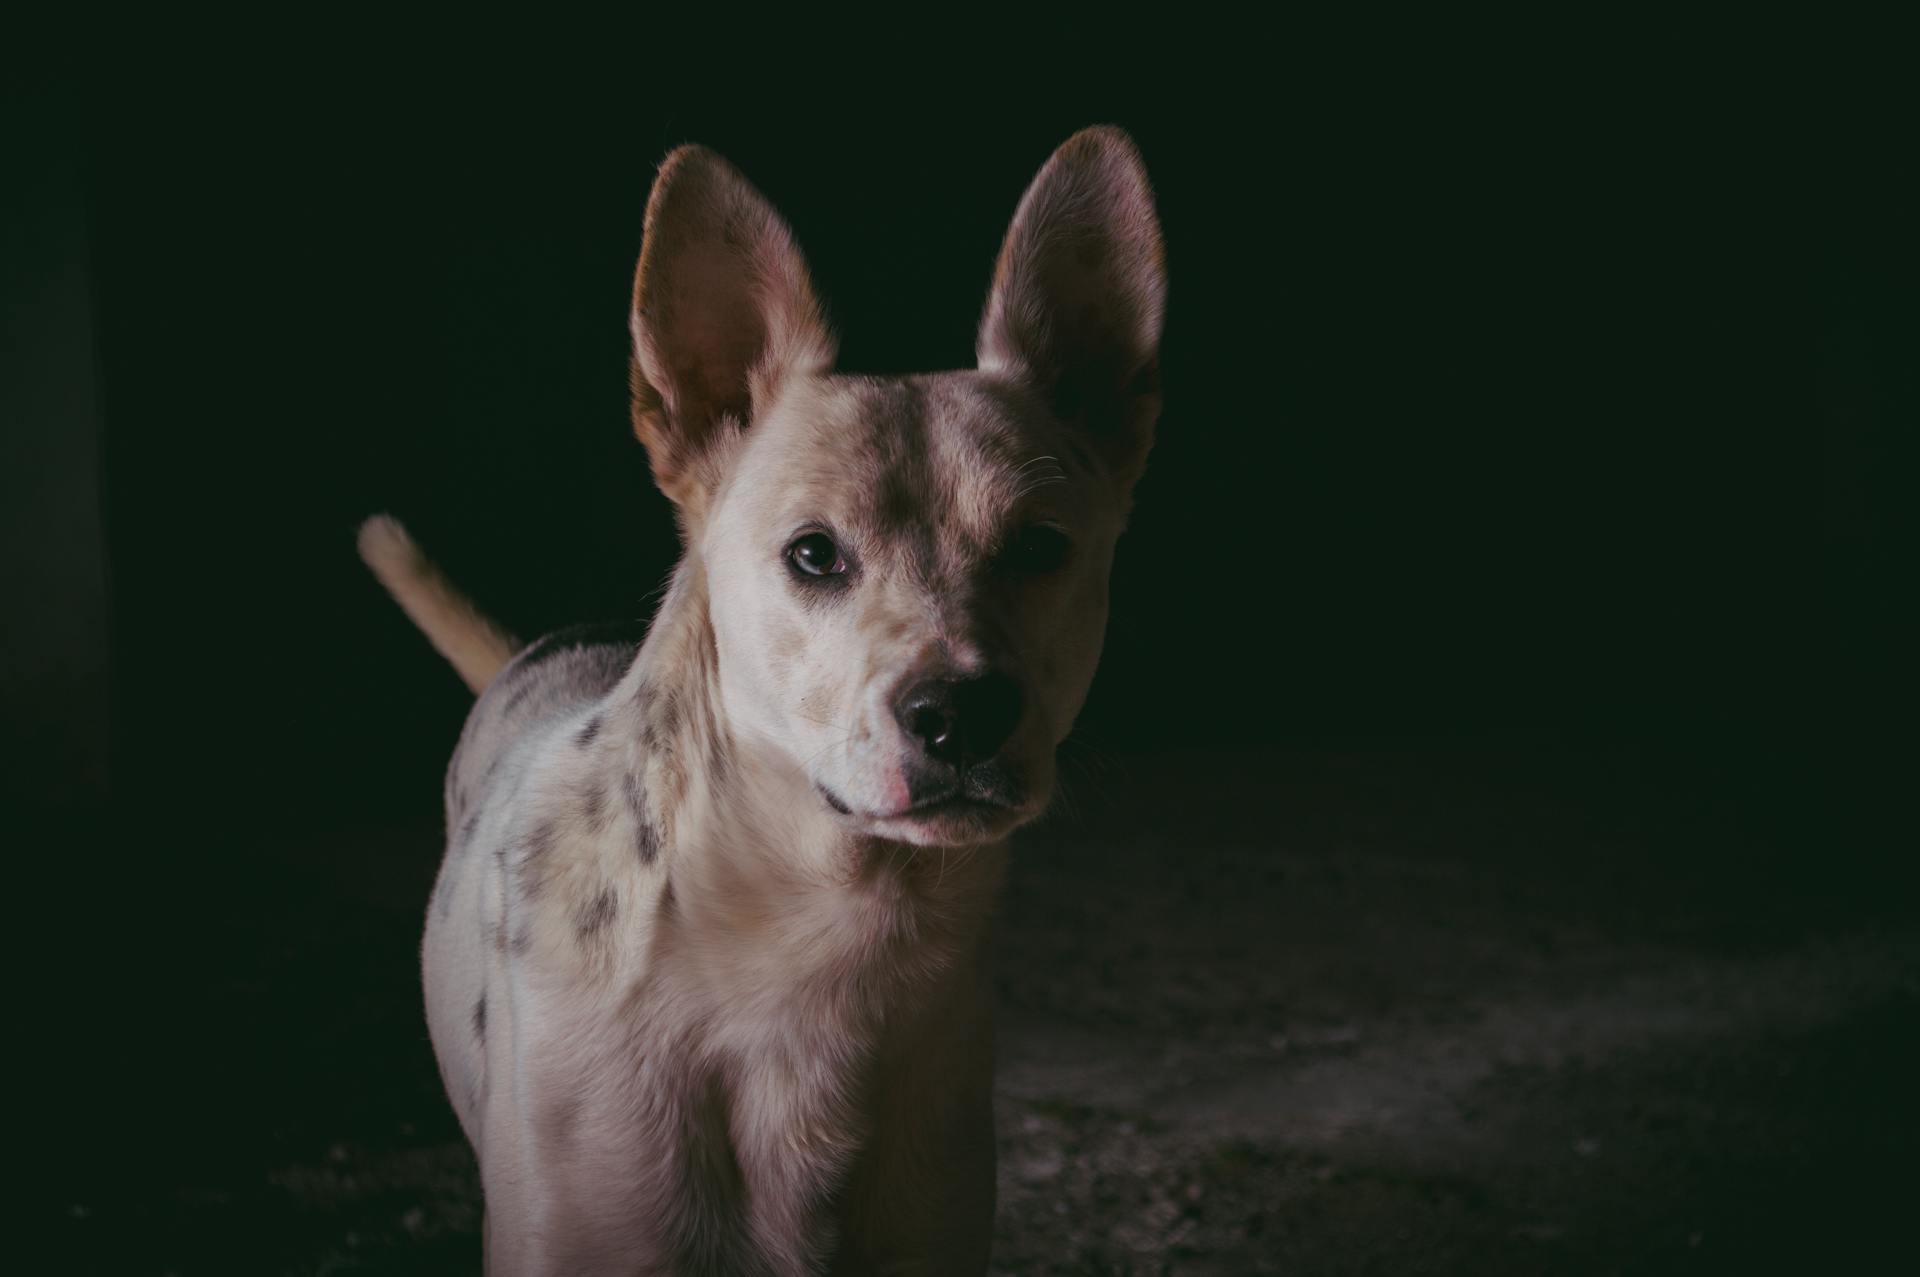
360;125;1165;1275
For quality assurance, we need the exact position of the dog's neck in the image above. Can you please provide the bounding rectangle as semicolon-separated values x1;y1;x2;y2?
605;555;1007;1007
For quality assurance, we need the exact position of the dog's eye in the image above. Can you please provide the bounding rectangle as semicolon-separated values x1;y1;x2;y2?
786;532;848;579
999;525;1072;575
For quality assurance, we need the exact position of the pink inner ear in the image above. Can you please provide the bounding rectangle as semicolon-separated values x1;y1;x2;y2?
973;130;1166;497
988;222;1161;412
979;130;1165;393
662;240;769;429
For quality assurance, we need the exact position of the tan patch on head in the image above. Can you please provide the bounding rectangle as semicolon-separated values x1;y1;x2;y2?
693;369;1126;834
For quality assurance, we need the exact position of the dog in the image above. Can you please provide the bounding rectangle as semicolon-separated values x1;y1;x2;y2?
358;125;1165;1275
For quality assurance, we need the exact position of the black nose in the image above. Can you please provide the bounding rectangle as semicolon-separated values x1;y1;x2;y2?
894;673;1024;767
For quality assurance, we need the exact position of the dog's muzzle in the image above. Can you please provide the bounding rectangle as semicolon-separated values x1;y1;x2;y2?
893;672;1023;771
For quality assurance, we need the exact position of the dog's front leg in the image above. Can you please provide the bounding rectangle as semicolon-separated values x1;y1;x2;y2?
479;1150;643;1277
830;967;998;1276
475;1069;676;1277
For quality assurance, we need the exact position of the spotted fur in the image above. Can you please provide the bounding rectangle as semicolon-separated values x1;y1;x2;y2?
362;126;1165;1275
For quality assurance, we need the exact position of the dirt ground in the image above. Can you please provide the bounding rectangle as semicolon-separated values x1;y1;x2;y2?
47;747;1917;1274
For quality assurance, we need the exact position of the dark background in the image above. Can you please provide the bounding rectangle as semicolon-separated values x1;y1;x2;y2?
10;20;1913;1274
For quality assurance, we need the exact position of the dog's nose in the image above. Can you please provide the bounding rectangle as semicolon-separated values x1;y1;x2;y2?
894;673;1023;767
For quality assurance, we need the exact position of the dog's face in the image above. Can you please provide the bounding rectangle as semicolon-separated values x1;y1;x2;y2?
630;130;1165;848
699;373;1120;847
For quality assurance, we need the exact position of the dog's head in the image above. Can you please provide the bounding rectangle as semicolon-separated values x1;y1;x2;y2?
629;128;1164;848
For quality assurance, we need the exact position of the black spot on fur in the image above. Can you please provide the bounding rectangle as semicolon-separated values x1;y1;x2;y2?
572;885;618;941
509;923;532;957
641;691;679;752
580;781;609;832
625;772;660;864
500;679;537;717
516;821;559;899
472;995;487;1040
575;715;603;748
659;876;677;919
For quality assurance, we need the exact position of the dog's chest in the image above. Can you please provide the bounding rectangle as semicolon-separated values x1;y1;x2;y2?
426;626;998;1266
496;835;957;1268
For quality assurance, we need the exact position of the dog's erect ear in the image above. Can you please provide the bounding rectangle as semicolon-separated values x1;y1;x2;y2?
631;146;835;516
978;127;1167;495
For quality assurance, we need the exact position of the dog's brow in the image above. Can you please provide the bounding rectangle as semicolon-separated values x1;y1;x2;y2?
1008;455;1069;504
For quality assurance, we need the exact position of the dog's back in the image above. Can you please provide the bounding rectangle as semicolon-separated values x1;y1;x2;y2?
445;622;647;814
423;621;647;1138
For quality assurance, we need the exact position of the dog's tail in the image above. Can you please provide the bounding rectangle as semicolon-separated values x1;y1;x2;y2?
357;514;521;694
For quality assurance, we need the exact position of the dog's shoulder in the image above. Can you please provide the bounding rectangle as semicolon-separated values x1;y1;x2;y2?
434;617;669;964
447;620;647;797
490;620;650;724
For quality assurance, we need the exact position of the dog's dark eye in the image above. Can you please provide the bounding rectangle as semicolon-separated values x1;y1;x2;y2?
999;524;1072;575
786;532;848;578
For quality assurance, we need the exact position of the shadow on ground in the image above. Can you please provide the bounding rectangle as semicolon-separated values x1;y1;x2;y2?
46;746;1918;1274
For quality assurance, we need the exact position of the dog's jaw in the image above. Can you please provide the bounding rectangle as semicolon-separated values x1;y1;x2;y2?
824;792;1028;849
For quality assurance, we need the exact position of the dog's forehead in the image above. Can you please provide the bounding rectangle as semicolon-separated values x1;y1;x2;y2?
744;372;1067;545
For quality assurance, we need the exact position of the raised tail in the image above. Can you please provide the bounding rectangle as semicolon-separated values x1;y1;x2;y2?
357;514;521;693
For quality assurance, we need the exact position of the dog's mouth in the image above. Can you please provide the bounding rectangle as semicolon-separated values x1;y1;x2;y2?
815;786;1018;820
901;790;1019;818
816;764;1029;842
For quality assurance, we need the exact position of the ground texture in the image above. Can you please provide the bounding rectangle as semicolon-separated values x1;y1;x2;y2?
50;748;1917;1274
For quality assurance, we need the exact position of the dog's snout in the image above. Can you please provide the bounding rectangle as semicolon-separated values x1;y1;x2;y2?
894;673;1023;767
898;684;961;761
